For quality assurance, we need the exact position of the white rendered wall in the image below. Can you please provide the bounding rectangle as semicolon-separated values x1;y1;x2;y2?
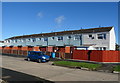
109;27;116;50
82;32;110;50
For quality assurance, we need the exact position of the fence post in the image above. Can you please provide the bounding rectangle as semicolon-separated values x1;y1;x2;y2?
21;50;23;56
18;50;19;55
58;52;60;59
27;50;28;56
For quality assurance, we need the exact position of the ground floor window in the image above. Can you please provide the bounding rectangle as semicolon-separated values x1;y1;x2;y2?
95;47;106;50
103;47;106;50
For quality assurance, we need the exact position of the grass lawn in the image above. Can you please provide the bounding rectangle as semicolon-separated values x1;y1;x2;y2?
113;65;120;72
53;61;102;70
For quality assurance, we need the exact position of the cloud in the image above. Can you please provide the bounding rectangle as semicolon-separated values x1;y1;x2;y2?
37;12;43;18
55;16;65;24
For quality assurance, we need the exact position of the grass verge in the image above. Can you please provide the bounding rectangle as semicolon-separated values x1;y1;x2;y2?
53;61;102;70
113;65;120;72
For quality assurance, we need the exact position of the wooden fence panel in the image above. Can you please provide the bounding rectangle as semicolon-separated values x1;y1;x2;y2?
72;50;89;60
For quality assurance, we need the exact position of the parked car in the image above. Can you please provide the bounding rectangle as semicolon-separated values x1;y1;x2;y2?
27;51;50;63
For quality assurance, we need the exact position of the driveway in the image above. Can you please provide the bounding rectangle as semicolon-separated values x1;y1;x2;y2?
2;55;119;82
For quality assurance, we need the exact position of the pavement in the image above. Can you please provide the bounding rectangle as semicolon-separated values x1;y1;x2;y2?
1;55;119;82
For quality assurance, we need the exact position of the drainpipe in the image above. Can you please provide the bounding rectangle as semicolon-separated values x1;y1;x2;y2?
80;34;82;46
47;37;48;46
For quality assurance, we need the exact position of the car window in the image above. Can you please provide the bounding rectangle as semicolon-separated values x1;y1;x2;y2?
41;52;45;55
37;53;41;56
29;51;44;56
30;52;33;55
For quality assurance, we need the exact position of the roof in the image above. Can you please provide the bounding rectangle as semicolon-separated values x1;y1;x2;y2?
6;26;113;40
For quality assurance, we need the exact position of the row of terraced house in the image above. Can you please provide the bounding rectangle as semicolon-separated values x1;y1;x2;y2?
3;26;116;50
1;26;120;63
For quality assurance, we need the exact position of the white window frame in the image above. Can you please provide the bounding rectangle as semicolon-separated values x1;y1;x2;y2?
17;39;21;42
26;39;30;42
97;33;106;39
21;39;24;42
44;37;48;41
67;35;72;39
57;36;63;41
88;34;92;38
88;34;94;39
31;38;36;42
13;40;17;43
37;38;41;41
51;37;55;40
74;35;81;40
7;40;10;43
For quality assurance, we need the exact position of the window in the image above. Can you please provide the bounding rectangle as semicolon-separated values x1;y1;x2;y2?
103;34;106;39
58;36;63;41
98;33;106;39
38;38;41;40
67;36;71;39
17;39;21;42
100;47;102;50
29;39;31;41
103;47;106;50
32;38;36;42
74;35;81;40
7;40;10;43
26;38;31;42
36;38;41;41
13;40;17;43
51;37;55;40
15;40;17;43
92;37;94;39
88;34;94;39
89;35;92;38
21;39;24;42
44;38;48;41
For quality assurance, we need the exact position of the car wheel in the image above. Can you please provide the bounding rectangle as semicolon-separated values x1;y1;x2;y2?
46;60;49;62
37;59;42;63
27;58;30;61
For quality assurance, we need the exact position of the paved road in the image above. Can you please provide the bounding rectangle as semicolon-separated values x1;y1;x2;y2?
2;67;53;83
2;55;119;82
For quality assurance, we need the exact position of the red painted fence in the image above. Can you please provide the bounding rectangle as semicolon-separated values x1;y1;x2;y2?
73;50;120;62
1;46;120;63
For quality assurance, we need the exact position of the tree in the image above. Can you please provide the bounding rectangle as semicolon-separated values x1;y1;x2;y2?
116;43;120;51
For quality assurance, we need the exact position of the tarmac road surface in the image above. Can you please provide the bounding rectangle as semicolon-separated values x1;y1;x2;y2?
1;55;119;82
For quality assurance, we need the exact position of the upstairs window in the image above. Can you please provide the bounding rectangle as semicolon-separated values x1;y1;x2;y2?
51;37;55;40
58;36;63;41
26;38;31;42
89;35;92;38
44;38;48;41
38;38;41;40
15;40;17;43
29;39;31;41
13;40;17;43
36;38;41;41
19;39;24;42
67;36;72;39
97;34;106;39
17;39;20;42
103;34;106;39
74;35;82;40
7;40;10;43
88;34;94;39
32;38;36;42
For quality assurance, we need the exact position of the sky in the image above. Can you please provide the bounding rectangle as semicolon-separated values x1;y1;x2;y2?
2;2;119;43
